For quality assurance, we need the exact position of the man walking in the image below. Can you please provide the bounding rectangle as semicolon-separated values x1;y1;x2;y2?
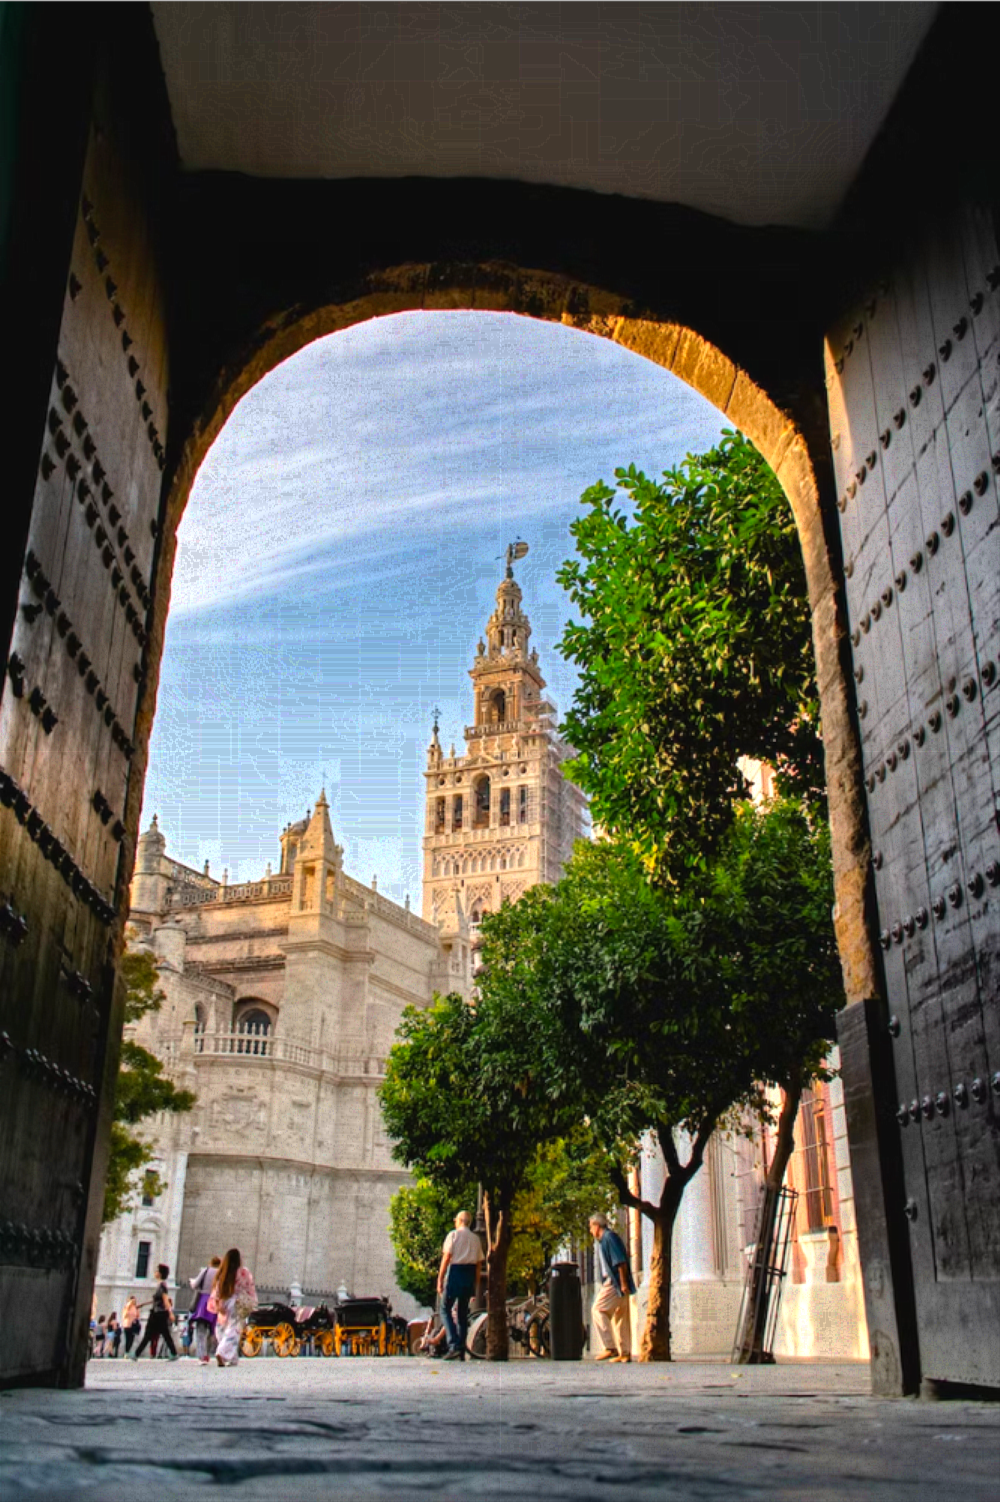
128;1263;179;1361
589;1213;635;1363
437;1210;483;1361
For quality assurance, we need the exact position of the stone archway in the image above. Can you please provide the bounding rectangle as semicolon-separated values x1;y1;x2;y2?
139;264;875;1015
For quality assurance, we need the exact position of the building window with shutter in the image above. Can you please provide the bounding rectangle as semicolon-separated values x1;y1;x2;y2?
800;1086;834;1231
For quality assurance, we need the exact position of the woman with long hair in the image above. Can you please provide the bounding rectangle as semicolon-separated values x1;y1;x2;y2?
211;1248;257;1367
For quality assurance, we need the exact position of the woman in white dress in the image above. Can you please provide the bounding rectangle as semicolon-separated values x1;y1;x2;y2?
211;1247;257;1367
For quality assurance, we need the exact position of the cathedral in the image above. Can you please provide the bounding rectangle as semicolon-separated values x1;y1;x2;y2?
95;555;584;1317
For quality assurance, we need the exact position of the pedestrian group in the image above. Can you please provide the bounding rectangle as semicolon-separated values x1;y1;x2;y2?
90;1247;257;1368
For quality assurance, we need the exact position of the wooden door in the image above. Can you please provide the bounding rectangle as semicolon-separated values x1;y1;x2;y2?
827;204;1000;1387
0;94;167;1385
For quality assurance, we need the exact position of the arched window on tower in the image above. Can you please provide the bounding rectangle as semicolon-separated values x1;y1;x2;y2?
474;775;491;828
499;788;511;826
194;1003;207;1053
435;797;446;833
453;793;463;830
490;688;506;724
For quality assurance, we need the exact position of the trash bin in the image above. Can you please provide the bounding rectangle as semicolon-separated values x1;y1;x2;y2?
548;1261;584;1361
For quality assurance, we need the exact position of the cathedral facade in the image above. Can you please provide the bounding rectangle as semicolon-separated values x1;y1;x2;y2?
422;559;589;940
96;794;470;1317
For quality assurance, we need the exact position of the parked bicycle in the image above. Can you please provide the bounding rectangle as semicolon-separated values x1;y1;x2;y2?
466;1287;550;1360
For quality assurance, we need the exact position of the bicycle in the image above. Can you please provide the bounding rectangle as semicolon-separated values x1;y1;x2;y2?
466;1288;550;1359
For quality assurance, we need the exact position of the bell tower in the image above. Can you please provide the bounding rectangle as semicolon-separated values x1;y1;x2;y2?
421;545;588;947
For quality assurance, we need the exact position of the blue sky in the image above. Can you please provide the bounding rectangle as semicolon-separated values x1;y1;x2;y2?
143;311;724;903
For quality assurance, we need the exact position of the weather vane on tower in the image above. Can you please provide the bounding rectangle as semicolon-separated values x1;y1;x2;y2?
503;539;529;577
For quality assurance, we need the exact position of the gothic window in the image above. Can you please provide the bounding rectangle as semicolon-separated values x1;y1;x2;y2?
499;788;511;826
519;785;528;823
474;775;491;828
453;794;463;830
435;797;446;832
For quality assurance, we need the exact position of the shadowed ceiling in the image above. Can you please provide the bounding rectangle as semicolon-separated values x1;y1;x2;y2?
152;1;937;230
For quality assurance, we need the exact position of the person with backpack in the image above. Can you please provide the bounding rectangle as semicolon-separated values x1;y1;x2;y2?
128;1264;179;1361
189;1256;221;1364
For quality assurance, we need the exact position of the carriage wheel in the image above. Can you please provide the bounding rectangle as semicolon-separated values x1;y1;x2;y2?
316;1329;336;1358
240;1327;264;1358
273;1322;297;1357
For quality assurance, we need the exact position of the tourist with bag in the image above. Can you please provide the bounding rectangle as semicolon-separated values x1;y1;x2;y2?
211;1247;257;1367
189;1256;221;1365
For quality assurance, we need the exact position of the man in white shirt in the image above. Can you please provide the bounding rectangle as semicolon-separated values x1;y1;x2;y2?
437;1211;484;1361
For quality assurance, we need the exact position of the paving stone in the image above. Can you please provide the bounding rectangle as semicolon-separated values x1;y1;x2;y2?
2;1358;997;1501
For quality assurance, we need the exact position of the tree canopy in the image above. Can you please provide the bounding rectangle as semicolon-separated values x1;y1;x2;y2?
475;799;843;1359
557;430;824;883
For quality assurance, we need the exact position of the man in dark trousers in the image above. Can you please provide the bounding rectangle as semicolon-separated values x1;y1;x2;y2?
128;1264;179;1361
437;1211;484;1361
589;1213;636;1363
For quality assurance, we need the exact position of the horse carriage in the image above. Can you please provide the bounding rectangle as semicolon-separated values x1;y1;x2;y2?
239;1297;409;1357
240;1302;337;1358
333;1296;408;1356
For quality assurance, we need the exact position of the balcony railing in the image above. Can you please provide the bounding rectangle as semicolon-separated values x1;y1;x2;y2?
465;720;522;738
172;875;293;909
185;1027;386;1079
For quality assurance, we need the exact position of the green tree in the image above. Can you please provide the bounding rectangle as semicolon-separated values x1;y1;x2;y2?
388;1132;616;1313
557;430;823;884
499;809;842;1361
389;1176;476;1310
507;1130;618;1294
379;984;578;1360
102;950;195;1224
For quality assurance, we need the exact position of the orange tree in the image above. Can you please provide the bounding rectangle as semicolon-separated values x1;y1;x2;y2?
557;430;824;885
491;805;842;1361
379;984;581;1360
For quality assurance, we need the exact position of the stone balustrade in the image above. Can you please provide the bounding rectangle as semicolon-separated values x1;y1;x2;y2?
173;1028;386;1079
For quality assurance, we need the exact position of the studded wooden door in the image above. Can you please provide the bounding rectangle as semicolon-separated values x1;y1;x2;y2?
0;101;167;1384
827;204;1000;1388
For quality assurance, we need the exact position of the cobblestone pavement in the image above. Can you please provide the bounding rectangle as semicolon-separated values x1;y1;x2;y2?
2;1357;998;1502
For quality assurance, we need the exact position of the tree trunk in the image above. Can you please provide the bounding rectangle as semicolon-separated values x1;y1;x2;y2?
638;1201;678;1362
613;1125;715;1364
484;1190;512;1361
740;1075;804;1362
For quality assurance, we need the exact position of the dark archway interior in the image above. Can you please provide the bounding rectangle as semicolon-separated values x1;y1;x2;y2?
1;2;997;1396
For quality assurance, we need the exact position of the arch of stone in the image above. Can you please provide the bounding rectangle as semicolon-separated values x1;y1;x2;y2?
1;4;996;1396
